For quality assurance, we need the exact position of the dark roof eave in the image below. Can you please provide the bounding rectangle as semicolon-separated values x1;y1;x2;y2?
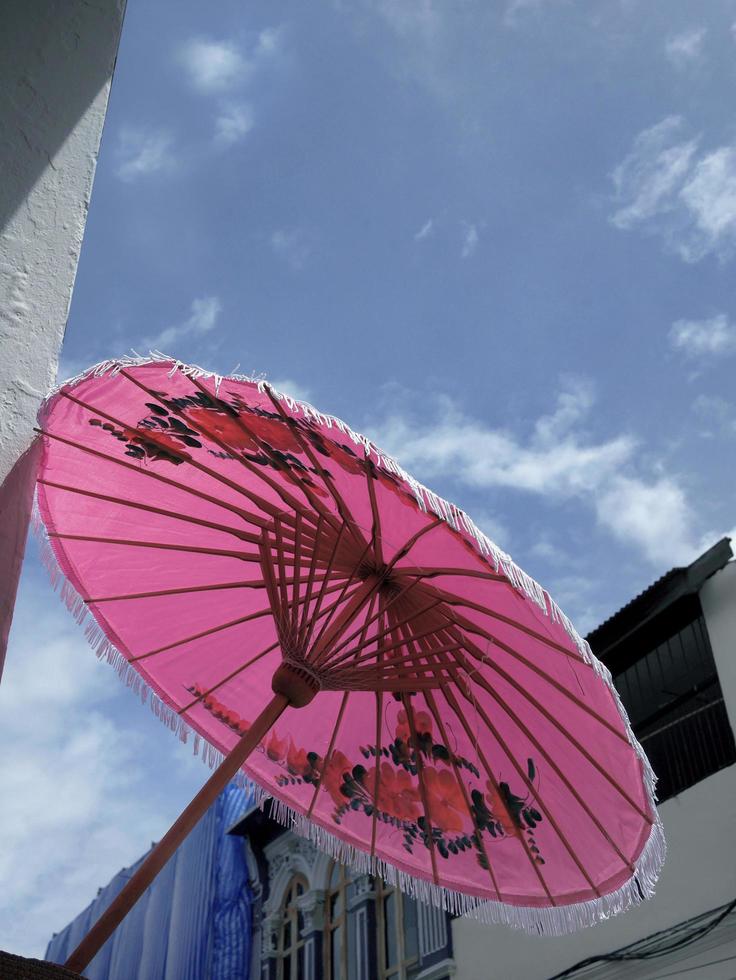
586;537;732;660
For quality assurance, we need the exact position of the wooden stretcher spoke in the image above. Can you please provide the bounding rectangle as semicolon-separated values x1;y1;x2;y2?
323;595;444;671
320;575;427;665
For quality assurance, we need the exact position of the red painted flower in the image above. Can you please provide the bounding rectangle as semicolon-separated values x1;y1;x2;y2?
424;767;465;833
186;409;258;451
368;762;421;821
485;780;517;834
264;729;288;763
322;750;353;806
395;708;433;743
330;445;365;476
286;740;321;778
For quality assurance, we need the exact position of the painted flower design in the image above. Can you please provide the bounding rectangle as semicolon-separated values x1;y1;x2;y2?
424;767;465;833
368;762;421;822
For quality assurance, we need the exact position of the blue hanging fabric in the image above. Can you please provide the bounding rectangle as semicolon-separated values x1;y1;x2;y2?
45;784;253;980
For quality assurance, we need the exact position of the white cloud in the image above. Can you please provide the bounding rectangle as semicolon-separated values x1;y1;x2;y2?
0;587;201;956
144;296;223;350
610;116;736;262
178;31;281;93
692;394;736;437
214;102;254;146
375;379;700;567
610;116;697;230
270;229;314;270
461;222;479;258
665;27;707;68
115;128;174;183
414;219;434;241
669;314;736;358
178;38;245;92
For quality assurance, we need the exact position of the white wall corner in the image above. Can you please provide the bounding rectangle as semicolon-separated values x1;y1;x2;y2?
0;0;126;678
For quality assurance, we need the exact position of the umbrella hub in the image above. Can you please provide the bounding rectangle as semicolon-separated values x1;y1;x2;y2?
271;661;321;708
357;560;401;598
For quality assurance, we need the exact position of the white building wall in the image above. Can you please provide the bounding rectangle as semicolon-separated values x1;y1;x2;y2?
452;561;736;980
0;0;125;678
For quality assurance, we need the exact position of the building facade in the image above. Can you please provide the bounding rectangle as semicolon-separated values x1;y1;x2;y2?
48;539;736;979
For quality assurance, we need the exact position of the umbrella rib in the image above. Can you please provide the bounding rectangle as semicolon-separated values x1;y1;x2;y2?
57;390;325;532
86;575;338;604
436;675;557;904
262;386;364;546
398;566;508;583
177;640;281;714
290;513;303;629
426;583;584;660
446;656;602;896
306;691;350;819
383;517;444;576
308;538;375;663
455;625;631;746
184;374;344;536
461;659;638;872
423;686;502;899
271;522;291;624
365;461;383;568
130;606;278;662
35;427;311;537
402;693;440;886
406;626;501;900
38;478;274;544
48;532;264;563
435;619;650;822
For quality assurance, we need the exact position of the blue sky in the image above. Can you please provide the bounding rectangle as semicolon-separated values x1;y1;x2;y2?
3;0;736;956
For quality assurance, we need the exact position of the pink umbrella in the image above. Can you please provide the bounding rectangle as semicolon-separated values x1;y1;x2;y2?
34;357;664;973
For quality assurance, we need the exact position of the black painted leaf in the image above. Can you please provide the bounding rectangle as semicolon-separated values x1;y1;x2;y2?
527;758;536;781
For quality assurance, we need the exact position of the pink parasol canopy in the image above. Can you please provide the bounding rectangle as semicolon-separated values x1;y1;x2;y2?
35;356;664;956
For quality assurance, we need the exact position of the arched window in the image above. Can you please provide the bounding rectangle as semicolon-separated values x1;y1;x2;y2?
324;862;420;980
375;876;419;979
324;861;356;980
278;874;308;980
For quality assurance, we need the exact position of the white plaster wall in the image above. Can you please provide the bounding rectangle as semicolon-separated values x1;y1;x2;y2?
452;766;736;979
0;0;125;677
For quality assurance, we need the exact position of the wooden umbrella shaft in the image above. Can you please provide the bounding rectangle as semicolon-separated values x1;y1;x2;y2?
65;692;290;975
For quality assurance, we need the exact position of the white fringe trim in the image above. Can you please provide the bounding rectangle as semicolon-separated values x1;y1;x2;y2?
37;354;666;932
251;787;666;935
